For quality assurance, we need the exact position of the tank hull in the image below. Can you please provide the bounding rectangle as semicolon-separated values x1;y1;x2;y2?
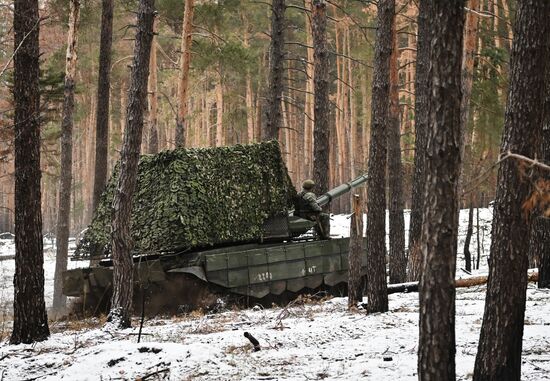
63;237;367;313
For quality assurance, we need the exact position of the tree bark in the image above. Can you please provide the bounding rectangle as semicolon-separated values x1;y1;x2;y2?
108;0;155;329
304;0;315;180
473;1;550;379
215;70;224;146
460;0;480;163
53;0;80;311
476;203;481;270
406;0;431;282
463;199;474;273
418;2;465;380
387;13;406;284
533;216;550;289
348;194;364;309
242;14;255;144
365;0;393;314
311;0;330;195
348;28;359;180
531;28;550;289
458;0;481;216
92;0;114;211
147;17;158;154
10;0;50;344
262;0;285;141
175;0;194;148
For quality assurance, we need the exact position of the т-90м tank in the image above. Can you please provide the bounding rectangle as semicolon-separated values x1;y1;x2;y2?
62;142;368;313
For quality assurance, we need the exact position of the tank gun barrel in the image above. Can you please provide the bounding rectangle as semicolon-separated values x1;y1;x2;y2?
316;173;368;207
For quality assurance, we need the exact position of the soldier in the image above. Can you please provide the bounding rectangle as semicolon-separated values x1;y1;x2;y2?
294;179;331;239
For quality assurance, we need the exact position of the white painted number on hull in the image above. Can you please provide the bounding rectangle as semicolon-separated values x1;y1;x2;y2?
257;272;273;282
301;265;318;276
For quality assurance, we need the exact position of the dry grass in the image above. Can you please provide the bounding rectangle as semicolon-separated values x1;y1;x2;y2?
49;314;107;334
224;343;253;354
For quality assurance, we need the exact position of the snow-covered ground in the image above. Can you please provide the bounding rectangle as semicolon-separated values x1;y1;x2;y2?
0;285;549;380
1;208;549;380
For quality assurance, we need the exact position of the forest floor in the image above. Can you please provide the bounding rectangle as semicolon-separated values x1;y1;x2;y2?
0;208;549;380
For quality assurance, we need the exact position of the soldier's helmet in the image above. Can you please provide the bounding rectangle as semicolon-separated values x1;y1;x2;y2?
302;179;315;190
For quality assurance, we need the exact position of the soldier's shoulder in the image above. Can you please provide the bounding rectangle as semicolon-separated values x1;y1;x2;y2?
303;192;317;201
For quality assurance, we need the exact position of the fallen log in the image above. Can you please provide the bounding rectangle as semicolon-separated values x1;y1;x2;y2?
387;270;539;294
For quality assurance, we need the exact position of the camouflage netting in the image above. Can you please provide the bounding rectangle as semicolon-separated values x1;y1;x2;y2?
76;141;296;258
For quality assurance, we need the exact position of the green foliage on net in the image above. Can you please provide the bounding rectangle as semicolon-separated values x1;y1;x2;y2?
77;141;296;258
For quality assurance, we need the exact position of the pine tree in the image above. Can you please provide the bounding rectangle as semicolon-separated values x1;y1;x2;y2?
365;0;394;313
418;2;465;379
53;0;81;311
311;0;330;194
147;17;159;154
263;0;285;142
176;0;194;148
109;0;156;328
474;1;550;379
92;0;114;211
387;11;406;284
10;0;50;344
406;0;431;282
530;26;550;289
348;194;364;308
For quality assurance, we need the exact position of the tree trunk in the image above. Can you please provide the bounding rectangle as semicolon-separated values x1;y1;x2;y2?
458;0;481;207
533;216;550;288
53;0;80;312
474;1;550;379
311;0;330;195
334;23;346;201
361;70;370;166
460;0;480;134
92;0;114;211
262;0;285;141
304;0;315;180
108;0;155;329
418;2;464;380
530;30;550;289
242;16;255;144
147;17;158;154
10;0;50;344
464;198;474;273
387;13;406;284
476;203;481;270
215;71;224;146
348;28;358;179
348;194;364;309
175;0;194;148
406;0;431;282
365;0;393;314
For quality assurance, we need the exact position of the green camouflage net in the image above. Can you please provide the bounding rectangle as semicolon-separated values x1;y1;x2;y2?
76;141;296;258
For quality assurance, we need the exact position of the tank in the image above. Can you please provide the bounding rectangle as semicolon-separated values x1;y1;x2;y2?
62;143;368;313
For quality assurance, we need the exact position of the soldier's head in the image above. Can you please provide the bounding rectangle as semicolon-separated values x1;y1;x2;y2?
302;179;315;191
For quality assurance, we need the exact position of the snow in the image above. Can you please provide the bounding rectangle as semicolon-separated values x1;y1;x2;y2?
0;238;85;317
1;208;549;380
1;286;549;380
